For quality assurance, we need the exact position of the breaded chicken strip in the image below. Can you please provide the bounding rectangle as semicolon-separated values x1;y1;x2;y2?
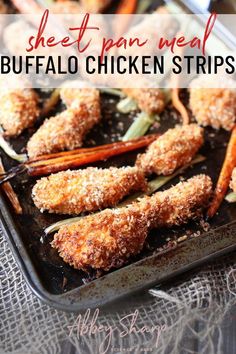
52;174;212;271
27;89;100;158
32;166;147;214
27;105;97;158
122;88;165;115
189;77;236;131
32;124;203;214
60;85;96;107
230;168;236;193
0;89;39;137
80;0;111;13
136;124;203;176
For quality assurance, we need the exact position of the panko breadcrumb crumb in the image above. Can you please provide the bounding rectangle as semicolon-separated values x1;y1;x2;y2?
60;85;99;108
136;124;203;176
230;168;236;193
27;88;100;158
52;174;212;272
0;89;39;137
122;88;165;115
189;76;236;131
32;166;147;215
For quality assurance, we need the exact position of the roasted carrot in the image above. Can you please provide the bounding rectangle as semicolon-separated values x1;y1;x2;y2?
27;134;159;175
0;158;22;214
114;0;138;40
172;88;189;125
28;135;156;162
171;30;189;125
0;135;159;183
207;126;236;218
116;0;137;14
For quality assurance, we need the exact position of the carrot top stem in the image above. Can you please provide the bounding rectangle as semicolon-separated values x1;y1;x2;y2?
171;28;190;125
172;88;190;125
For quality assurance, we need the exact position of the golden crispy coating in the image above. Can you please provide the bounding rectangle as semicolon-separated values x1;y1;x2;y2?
148;174;212;229
27;105;99;158
136;124;203;176
0;89;39;137
230;168;236;193
189;77;236;131
80;0;111;13
122;88;165;115
52;175;212;272
60;85;99;108
32;166;147;215
27;89;100;158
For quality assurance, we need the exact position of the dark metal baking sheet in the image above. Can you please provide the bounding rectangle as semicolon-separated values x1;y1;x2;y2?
1;0;236;311
1;194;236;312
1;89;236;312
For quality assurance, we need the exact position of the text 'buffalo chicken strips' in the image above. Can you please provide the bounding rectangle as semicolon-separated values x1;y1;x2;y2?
136;124;203;175
32;124;204;215
0;88;39;137
32;167;147;215
51;175;213;272
27;88;100;158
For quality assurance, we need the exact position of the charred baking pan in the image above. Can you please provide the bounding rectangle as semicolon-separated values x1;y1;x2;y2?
1;0;236;312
